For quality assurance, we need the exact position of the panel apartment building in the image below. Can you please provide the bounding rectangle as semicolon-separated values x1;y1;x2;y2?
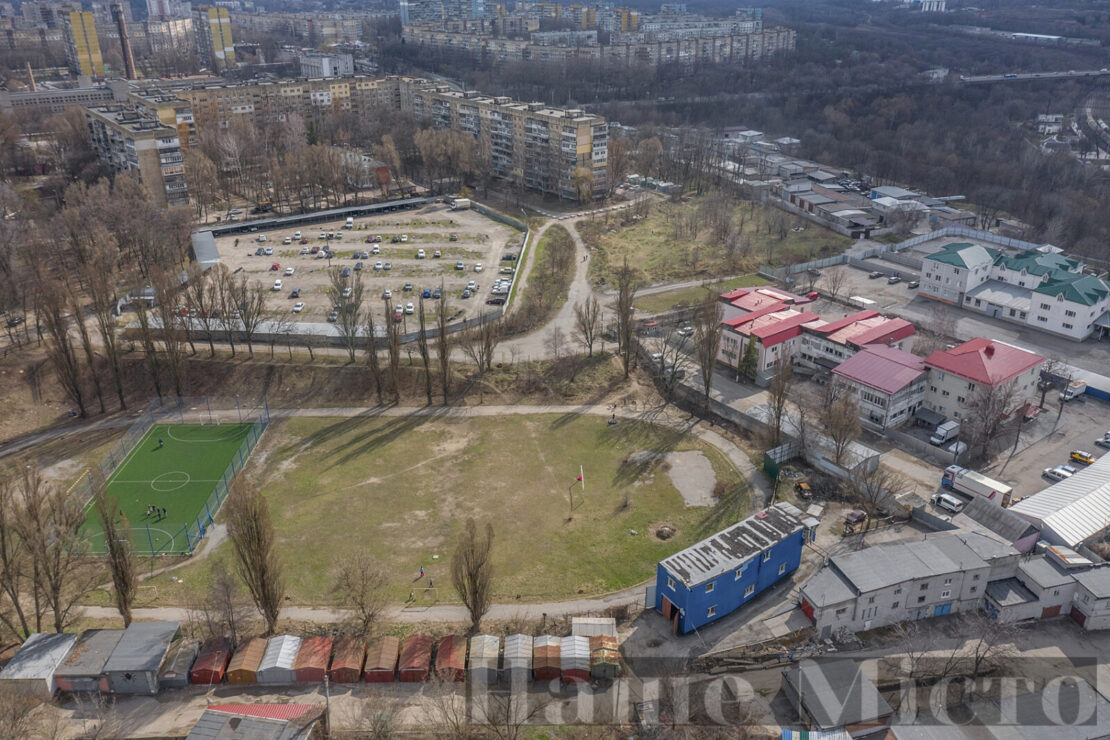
85;105;189;208
152;76;608;200
193;6;235;72
64;11;104;77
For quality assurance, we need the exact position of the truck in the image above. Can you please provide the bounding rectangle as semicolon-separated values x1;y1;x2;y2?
450;198;471;211
1061;380;1087;402
345;217;354;229
941;465;1013;507
930;420;960;446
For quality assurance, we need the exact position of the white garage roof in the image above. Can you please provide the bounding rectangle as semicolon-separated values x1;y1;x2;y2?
1009;454;1110;546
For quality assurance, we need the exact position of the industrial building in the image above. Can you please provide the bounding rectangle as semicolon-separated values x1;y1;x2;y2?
1009;452;1110;548
85;104;190;208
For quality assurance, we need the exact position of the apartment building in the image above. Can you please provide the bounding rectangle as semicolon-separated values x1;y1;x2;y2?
193;6;235;72
831;345;926;432
717;306;819;377
64;11;104;77
299;51;354;78
922;338;1043;423
85;105;189;208
796;309;915;372
146;17;193;55
128;89;196;145
0;82;127;115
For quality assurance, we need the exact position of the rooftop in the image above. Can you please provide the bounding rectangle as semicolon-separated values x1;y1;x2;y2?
1034;273;1110;307
1009;453;1110;546
103;621;179;673
984;577;1037;607
871;185;920;199
832;345;925;395
825;533;1004;595
660;502;804;588
1072;567;1110;599
924;337;1044;386
995;249;1080;278
783;659;893;730
1018;556;1075;590
923;242;999;270
0;632;77;681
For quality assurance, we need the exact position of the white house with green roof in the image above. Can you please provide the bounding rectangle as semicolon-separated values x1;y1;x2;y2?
919;242;1110;341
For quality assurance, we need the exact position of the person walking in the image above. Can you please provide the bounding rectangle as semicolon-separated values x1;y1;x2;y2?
419;566;425;579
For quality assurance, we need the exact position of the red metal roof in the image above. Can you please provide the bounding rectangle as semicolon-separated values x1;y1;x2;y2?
924;338;1044;386
832;345;926;395
722;301;788;328
208;704;321;721
750;310;821;346
726;287;803;312
849;318;915;348
806;309;879;335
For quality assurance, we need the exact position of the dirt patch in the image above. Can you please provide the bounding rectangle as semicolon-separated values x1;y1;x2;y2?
650;521;678;542
662;450;717;507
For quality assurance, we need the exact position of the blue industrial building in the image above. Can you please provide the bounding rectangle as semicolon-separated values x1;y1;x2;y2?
654;502;812;635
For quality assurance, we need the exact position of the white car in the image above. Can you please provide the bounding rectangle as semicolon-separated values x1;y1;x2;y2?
374;261;383;271
299;247;310;255
294;231;302;239
283;237;292;245
474;263;483;273
284;267;294;275
405;301;415;314
466;280;477;291
383;289;392;299
677;326;694;337
1043;466;1075;482
416;249;426;259
292;302;305;313
272;279;283;290
257;234;267;242
400;234;409;243
371;245;380;254
263;247;274;256
342;287;352;298
318;232;327;239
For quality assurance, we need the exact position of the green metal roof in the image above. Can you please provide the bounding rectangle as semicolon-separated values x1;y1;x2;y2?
923;242;999;269
995;250;1080;278
1034;274;1110;307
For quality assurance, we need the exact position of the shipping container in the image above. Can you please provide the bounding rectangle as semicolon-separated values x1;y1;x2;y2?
588;635;621;680
468;635;500;685
435;635;466;683
103;621;180;695
532;635;560;682
190;638;232;685
329;637;366;683
364;636;399;683
257;635;302;685
561;636;590;683
0;632;76;698
503;634;532;686
571;617;617;638
293;636;332;684
226;637;267;685
54;629;124;693
398;634;433;682
159;638;200;690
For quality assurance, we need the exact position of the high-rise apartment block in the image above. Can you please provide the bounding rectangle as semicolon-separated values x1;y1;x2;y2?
64;11;105;77
299;51;355;78
85;105;189;207
192;6;235;72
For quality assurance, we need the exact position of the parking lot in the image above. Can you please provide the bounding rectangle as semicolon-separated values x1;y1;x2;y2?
215;203;522;327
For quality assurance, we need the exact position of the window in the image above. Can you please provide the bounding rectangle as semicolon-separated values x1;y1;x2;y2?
942;390;950;397
957;396;965;403
1054;589;1061;596
1038;316;1048;323
917;595;926;603
667;577;675;590
892;601;900;609
745;584;755;597
970;587;977;594
894;587;903;595
868;596;875;604
920;583;929;591
1066;310;1076;318
930;385;938;393
944;578;952;586
972;574;980;581
763;551;772;562
706;581;715;594
735;568;743;581
941;590;951;599
835;607;847;616
967;382;975;391
1041;302;1051;310
1064;323;1073;330
707;606;717;618
778;563;787;575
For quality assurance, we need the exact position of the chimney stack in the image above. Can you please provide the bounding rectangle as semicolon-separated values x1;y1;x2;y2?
25;61;35;92
111;3;136;80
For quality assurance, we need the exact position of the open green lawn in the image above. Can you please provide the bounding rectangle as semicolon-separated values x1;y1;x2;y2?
147;414;748;605
581;198;851;286
81;423;255;555
634;274;771;314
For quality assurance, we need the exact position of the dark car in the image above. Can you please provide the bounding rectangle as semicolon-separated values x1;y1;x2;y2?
845;509;868;525
432;287;442;299
461;289;471;299
403;283;413;292
6;316;25;328
486;297;506;305
907;280;920;289
354;262;363;271
341;267;351;277
502;253;517;261
255;247;265;256
868;271;884;279
422;288;431;299
290;288;300;299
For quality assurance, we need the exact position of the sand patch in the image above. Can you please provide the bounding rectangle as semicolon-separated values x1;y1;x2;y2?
663;450;717;507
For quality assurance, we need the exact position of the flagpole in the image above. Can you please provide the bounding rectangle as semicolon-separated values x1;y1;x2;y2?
580;465;585;494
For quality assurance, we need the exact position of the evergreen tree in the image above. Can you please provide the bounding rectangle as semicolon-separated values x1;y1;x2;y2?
739;338;759;380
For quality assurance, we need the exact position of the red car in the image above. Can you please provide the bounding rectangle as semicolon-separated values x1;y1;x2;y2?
300;237;309;244
270;263;280;271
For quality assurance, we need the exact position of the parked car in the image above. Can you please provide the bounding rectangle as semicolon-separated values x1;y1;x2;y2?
283;237;292;245
383;289;392;299
300;247;310;255
486;297;506;305
284;267;294;276
255;247;265;256
342;287;352;298
449;233;458;241
354;262;364;271
270;263;281;271
292;302;305;313
383;262;392;271
502;253;517;261
294;231;302;239
474;263;483;273
422;288;431;299
455;261;465;270
1071;450;1096;465
264;247;274;256
676;325;694;337
371;245;380;255
499;266;514;275
466;281;477;291
374;261;383;271
887;275;901;285
272;279;283;290
868;271;884;279
416;249;426;259
461;289;471;299
341;267;351;277
432;287;442;299
257;234;267;242
794;481;813;499
400;234;408;242
391;235;400;243
319;232;327;240
327;310;339;322
1043;466;1074;482
361;251;370;259
290;288;300;298
844;509;868;525
907;280;920;289
433;250;442;258
405;301;414;314
403;283;413;291
310;246;320;254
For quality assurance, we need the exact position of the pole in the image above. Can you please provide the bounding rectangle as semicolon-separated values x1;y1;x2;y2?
235;394;242;423
580;465;585;494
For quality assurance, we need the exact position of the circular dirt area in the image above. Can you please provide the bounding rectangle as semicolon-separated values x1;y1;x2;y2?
651;522;678;541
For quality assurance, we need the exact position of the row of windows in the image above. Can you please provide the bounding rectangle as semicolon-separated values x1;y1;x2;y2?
665;558;787;596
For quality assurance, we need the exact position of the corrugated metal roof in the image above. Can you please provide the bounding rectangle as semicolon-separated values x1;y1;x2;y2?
0;633;77;680
833;345;925;395
502;635;531;670
259;636;302;671
468;635;499;669
103;621;179;673
660;502;805;588
955;496;1038;543
1010;453;1110;546
365;636;399;672
56;630;124;677
571;617;617;638
208;704;321;721
560;636;590;671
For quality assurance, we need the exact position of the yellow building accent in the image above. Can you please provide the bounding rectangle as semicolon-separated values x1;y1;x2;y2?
66;11;103;77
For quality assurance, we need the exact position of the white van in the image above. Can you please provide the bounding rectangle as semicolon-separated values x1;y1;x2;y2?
931;492;965;515
345;217;354;229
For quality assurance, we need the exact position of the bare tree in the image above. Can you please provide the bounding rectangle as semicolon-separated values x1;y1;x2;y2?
450;519;495;633
849;464;909;516
460;317;503;375
0;472;34;639
212;264;239;357
693;293;723;411
821;387;861;468
185;263;218;357
225;478;283;634
151;266;188;398
573;296;601;357
436;287;451;404
132;293;165;400
615;258;639;378
231;277;269;359
767;361;794;448
329;267;365;362
193;561;252;645
93;490;137;627
417;296;432;404
473;688;551;740
384;298;402;402
820;268;848;302
365;310;384;404
331;550;389;638
962;379;1019;462
34;272;87;416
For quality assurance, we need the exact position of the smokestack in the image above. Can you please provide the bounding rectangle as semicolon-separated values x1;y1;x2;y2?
111;3;136;80
25;61;36;92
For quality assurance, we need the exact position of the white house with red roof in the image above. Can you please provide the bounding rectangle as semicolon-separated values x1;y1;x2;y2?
718;286;809;323
922;338;1044;422
796;309;916;372
717;306;821;378
832;345;927;431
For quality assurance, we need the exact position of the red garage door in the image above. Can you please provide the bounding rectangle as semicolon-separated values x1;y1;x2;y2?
1071;605;1087;628
1041;605;1061;619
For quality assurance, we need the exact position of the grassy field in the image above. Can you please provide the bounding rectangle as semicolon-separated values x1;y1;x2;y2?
147;414;748;605
80;423;254;555
509;224;575;331
581;197;851;286
634;274;771;314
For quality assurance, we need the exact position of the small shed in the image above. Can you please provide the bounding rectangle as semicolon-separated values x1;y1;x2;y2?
502;634;532;685
398;634;433;682
561;635;590;683
159;638;200;690
190;638;232;685
103;621;180;695
364;636;399;683
435;635;466;683
226;637;267;685
257;635;302;685
0;632;77;698
293;636;332;683
589;635;621;680
468;635;500;685
532;635;560;681
54;629;124;693
329;637;366;683
571;617;617;638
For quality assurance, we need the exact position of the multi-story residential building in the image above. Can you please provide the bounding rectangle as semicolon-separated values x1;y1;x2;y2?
299;51;354;78
0;81;130;115
145;17;193;55
920;242;1110;340
128;89;196;145
655;502;809;634
85;105;189;208
921;338;1044;423
796;309;915;372
64;11;104;77
717;306;820;377
799;531;1018;636
831;345;926;432
22;1;81;29
193;6;235;71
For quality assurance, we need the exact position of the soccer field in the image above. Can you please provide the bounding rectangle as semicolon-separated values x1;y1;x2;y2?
82;422;255;555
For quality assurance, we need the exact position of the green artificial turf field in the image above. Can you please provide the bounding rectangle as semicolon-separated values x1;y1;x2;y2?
82;422;255;555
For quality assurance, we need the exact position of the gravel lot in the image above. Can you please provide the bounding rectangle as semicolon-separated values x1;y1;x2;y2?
216;203;522;327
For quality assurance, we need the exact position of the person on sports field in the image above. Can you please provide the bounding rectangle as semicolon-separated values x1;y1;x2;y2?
158;439;164;449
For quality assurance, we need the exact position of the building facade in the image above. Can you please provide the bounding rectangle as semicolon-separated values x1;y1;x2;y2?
85;105;189;208
193;6;235;71
796;309;915;372
831;345;926;431
64;11;104;76
299;51;355;78
921;338;1043;424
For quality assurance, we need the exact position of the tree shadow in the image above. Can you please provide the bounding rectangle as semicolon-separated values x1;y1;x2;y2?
693;480;750;537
